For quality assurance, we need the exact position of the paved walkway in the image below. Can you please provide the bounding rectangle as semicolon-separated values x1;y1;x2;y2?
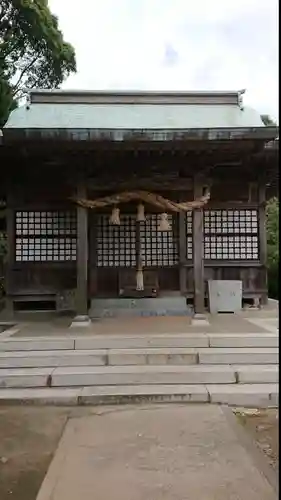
1;298;278;338
36;405;277;500
2;312;277;338
244;317;278;334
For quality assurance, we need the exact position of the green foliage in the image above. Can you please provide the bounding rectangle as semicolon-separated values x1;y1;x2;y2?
0;77;16;125
266;198;279;298
0;0;76;125
261;114;277;126
260;115;278;298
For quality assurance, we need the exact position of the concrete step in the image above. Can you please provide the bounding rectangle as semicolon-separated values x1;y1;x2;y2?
0;367;52;388
0;365;237;388
0;349;108;368
74;335;209;349
89;297;192;318
0;333;278;352
0;384;278;407
0;338;76;352
50;364;278;387
0;346;278;368
0;348;199;368
198;348;278;364
208;333;278;348
58;364;233;386
207;384;278;406
234;365;278;383
75;334;278;350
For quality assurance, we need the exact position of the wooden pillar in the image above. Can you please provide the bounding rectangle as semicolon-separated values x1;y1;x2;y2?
192;177;205;313
135;219;142;271
178;195;187;295
258;183;268;305
5;191;15;315
89;211;97;297
75;182;89;319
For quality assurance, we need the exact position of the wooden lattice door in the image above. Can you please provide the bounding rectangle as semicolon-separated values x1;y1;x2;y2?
96;213;179;296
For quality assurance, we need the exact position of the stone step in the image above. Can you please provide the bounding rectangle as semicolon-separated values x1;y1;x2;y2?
0;365;236;388
198;347;278;364
208;333;278;348
0;338;76;352
0;348;199;368
75;335;209;349
0;365;277;390
2;344;280;366
207;384;278;406
90;309;192;318
75;333;278;350
0;367;52;388
0;349;108;368
0;346;278;368
234;365;278;383
50;364;278;387
0;333;278;352
0;384;278;407
89;297;192;318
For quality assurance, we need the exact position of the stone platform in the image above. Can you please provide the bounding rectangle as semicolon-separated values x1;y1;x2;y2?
89;297;193;318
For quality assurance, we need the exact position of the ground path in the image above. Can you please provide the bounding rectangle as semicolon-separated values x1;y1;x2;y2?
36;404;277;500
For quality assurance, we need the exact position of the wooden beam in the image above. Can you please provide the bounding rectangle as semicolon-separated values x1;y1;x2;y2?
193;176;205;313
86;178;193;191
76;181;89;316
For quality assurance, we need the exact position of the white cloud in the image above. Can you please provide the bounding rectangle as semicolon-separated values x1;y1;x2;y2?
49;0;278;121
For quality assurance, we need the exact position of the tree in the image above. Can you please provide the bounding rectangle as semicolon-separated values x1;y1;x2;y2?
266;197;279;299
261;114;277;126
0;0;76;126
261;115;279;298
0;77;16;125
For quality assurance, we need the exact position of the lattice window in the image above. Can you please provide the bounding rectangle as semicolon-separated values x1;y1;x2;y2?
140;214;178;266
204;209;259;260
97;215;136;267
96;214;178;267
15;211;77;262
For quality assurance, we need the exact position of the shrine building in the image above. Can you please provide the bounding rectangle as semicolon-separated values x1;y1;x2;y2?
0;90;278;322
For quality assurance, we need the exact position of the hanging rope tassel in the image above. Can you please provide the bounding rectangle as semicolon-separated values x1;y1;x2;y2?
158;212;171;231
136;203;146;222
109;206;120;225
136;268;144;291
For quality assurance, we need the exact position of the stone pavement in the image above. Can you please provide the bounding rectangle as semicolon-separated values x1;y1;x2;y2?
3;312;276;338
0;298;278;338
36;405;277;500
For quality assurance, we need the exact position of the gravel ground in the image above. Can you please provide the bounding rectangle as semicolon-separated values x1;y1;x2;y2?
234;407;278;471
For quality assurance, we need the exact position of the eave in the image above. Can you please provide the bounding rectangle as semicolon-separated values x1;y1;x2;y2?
2;126;278;144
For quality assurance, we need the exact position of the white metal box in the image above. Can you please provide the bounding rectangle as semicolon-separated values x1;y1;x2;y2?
208;280;242;313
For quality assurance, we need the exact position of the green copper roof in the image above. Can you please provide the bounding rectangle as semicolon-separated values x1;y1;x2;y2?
5;90;265;130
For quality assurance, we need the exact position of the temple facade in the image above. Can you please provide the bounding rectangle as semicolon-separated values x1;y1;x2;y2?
0;90;278;320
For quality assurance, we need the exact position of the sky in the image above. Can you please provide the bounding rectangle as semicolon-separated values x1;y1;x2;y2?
49;0;279;121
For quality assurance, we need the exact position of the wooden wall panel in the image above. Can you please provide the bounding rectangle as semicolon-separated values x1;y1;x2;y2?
184;264;266;299
8;265;76;294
